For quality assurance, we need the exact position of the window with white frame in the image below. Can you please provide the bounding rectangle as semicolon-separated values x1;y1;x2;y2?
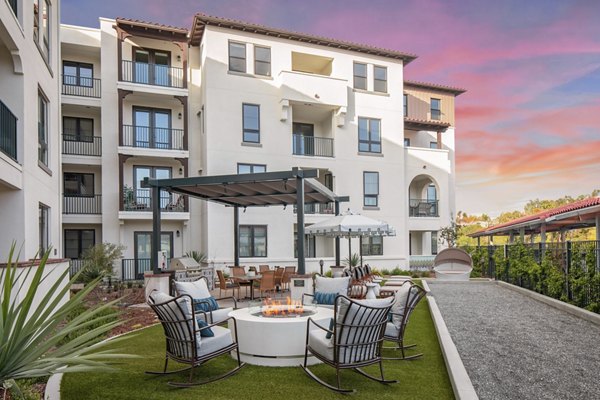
242;104;260;143
237;163;266;174
353;62;367;90
38;89;49;166
254;46;271;76
373;65;387;93
362;236;383;256
229;41;246;73
358;117;381;153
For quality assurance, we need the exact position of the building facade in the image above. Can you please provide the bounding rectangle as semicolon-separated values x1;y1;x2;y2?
0;0;62;260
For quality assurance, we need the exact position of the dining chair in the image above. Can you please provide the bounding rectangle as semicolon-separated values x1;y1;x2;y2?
216;270;240;300
281;266;296;291
259;265;270;273
273;267;284;290
257;270;276;298
229;266;250;297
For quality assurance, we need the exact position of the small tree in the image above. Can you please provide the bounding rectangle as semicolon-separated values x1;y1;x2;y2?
79;242;125;284
439;221;461;248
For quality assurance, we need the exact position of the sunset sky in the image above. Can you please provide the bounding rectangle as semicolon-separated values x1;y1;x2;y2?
62;0;600;216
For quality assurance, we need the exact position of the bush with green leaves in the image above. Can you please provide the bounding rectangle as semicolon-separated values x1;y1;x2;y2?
78;242;125;284
343;253;360;268
183;250;208;264
0;245;133;396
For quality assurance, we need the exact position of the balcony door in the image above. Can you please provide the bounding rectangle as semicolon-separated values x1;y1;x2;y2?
133;166;171;209
133;49;170;86
293;123;314;156
134;231;173;277
133;107;171;149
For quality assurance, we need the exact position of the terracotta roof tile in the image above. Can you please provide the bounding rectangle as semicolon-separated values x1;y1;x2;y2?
404;80;466;95
116;17;188;34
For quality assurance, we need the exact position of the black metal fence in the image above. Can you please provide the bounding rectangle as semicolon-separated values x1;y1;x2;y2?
292;134;334;157
121;258;172;281
293;202;335;214
63;194;102;214
463;241;600;313
69;259;85;277
121;60;185;88
123;189;185;212
122;125;185;150
62;75;101;98
0;100;18;161
62;134;102;156
409;199;439;217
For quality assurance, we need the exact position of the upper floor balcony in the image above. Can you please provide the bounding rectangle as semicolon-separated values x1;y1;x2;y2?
61;74;101;98
121;125;185;151
279;70;348;108
62;134;102;157
0;100;18;162
292;134;334;158
409;199;439;218
293;202;335;215
121;60;185;89
63;194;102;215
123;188;186;213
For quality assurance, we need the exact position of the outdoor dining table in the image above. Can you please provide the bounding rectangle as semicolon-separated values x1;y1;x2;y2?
234;274;262;300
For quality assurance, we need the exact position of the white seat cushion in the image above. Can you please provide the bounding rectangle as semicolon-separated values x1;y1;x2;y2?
175;279;211;299
149;291;202;352
315;275;351;296
308;328;334;361
201;307;233;324
391;282;411;329
197;325;233;357
385;322;399;338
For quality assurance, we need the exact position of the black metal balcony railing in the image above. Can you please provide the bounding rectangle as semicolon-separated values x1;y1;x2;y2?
0;101;17;162
63;194;102;214
122;125;185;150
292;134;334;157
123;189;185;212
62;134;102;156
61;75;101;98
121;258;171;281
293;202;335;215
409;199;439;217
121;60;185;88
69;259;85;278
8;0;17;17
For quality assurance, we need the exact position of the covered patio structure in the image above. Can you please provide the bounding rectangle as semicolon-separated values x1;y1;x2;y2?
142;168;349;274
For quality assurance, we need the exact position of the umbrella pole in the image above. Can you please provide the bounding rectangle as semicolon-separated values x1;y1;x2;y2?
359;236;363;267
348;232;352;269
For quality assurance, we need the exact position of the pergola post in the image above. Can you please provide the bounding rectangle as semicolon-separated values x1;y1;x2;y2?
296;175;305;274
151;185;162;274
335;200;340;266
234;206;240;266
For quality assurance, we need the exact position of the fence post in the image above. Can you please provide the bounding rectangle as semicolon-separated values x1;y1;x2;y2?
565;241;572;301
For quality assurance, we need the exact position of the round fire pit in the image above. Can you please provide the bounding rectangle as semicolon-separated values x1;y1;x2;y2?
228;301;333;367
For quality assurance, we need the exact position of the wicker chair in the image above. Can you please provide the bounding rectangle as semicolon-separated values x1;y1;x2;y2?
300;295;396;393
229;266;251;297
256;270;276;298
258;265;270;273
273;267;284;289
216;269;240;299
173;276;237;324
146;291;245;387
281;266;295;291
383;281;427;360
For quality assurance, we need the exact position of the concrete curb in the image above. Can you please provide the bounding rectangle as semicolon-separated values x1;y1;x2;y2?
44;323;159;400
496;280;600;326
426;293;479;400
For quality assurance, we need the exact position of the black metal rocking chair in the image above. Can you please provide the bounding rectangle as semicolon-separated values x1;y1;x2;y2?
300;295;396;393
146;291;245;387
383;281;427;360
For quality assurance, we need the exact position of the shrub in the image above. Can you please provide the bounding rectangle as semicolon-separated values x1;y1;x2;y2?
184;250;208;264
78;243;125;284
344;253;360;268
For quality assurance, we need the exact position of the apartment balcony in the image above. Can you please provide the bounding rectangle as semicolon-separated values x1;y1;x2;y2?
123;189;186;213
409;199;439;217
121;125;185;151
63;194;102;215
62;135;102;157
292;134;334;158
61;75;101;98
0;100;17;162
279;70;347;108
293;202;335;215
121;60;185;89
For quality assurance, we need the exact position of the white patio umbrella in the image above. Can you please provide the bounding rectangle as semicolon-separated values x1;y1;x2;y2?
305;210;396;267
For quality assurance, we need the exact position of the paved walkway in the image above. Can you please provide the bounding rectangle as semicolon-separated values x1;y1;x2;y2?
428;281;600;400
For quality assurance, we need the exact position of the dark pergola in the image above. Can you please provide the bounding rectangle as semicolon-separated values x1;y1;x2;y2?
142;168;349;275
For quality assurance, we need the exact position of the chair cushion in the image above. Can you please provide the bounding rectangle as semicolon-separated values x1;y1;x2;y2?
314;291;337;305
196;318;214;337
308;328;334;361
205;307;233;324
315;275;350;296
193;296;219;312
391;282;412;329
385;322;399;338
197;325;233;357
149;291;202;351
175;279;211;300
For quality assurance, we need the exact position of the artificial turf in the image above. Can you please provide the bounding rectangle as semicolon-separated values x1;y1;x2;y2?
61;298;454;399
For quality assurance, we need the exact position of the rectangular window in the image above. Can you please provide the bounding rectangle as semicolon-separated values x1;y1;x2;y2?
63;117;93;142
132;166;172;209
373;65;387;93
294;232;316;258
64;173;94;196
403;94;408;117
33;0;39;41
133;48;170;86
430;141;438;149
38;89;48;166
39;203;49;253
353;62;367;90
239;225;267;258
64;229;95;259
358;117;381;153
362;236;383;256
254;46;271;76
363;172;379;207
63;61;93;87
41;0;49;59
431;98;441;120
237;163;266;174
229;41;246;73
404;138;410;147
242;103;260;143
134;232;173;260
132;107;171;149
431;231;438;255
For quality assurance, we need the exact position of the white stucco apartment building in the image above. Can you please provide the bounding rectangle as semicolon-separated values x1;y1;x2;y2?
1;8;464;275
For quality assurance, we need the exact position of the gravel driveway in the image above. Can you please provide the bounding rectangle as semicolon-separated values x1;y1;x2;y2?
428;281;600;400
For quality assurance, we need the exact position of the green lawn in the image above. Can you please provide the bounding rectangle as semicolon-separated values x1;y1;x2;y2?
61;298;454;400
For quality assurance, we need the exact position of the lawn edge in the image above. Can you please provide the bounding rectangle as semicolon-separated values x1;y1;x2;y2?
45;323;160;400
425;285;479;400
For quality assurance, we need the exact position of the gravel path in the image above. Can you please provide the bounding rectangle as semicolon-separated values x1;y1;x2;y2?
428;281;600;400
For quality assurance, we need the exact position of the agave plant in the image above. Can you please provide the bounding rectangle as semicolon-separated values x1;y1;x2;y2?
0;245;132;395
184;250;208;264
344;253;360;268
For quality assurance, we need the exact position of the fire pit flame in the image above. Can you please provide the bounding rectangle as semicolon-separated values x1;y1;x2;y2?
255;297;315;318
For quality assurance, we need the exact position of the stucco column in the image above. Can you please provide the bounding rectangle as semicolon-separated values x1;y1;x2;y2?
437;131;442;149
